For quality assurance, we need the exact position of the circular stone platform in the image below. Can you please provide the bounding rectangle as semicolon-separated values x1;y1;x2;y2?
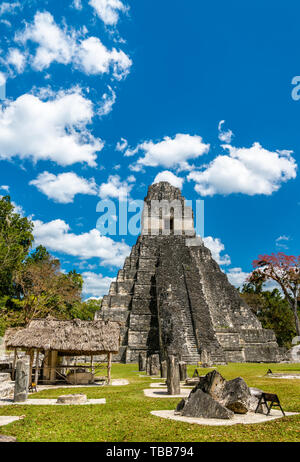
151;409;298;426
149;382;193;389
0;435;17;442
0;416;21;426
0;398;106;406
57;394;87;404
267;373;300;380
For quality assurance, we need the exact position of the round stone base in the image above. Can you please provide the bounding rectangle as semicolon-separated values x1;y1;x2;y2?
0;435;17;442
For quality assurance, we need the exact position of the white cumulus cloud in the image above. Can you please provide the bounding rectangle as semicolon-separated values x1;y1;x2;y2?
218;120;234;144
15;11;132;79
30;171;98;203
6;48;26;73
89;0;128;26
0;72;6;88
0;2;21;16
82;271;115;297
203;236;231;266
72;0;83;10
76;36;132;79
127;134;210;171
226;267;249;288
97;86;116;116
0;88;103;166
188;142;297;196
153;170;184;189
116;137;128;152
33;219;130;267
99;174;135;199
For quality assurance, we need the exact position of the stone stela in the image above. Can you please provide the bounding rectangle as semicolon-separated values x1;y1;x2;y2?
96;182;281;365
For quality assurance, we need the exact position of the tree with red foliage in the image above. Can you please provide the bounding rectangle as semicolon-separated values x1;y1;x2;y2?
249;253;300;336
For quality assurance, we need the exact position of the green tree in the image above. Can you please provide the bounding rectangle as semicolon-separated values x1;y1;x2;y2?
69;298;102;320
0;196;33;297
240;283;296;348
14;252;82;324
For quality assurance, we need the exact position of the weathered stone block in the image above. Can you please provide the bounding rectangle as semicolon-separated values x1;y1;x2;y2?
179;362;187;381
167;355;180;395
149;354;160;376
138;352;146;371
14;359;28;403
160;360;167;378
221;377;252;414
179;388;234;419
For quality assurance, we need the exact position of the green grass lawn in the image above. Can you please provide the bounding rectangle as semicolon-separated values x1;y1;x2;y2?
0;362;299;442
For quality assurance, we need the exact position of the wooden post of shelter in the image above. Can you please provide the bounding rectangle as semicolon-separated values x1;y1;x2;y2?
43;350;50;382
50;350;58;383
29;349;34;388
107;352;112;385
91;354;94;375
34;349;40;386
12;349;17;380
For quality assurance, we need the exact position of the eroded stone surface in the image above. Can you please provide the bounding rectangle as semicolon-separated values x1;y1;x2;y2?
178;388;234;419
14;360;28;403
56;394;87;404
221;377;253;414
177;370;266;418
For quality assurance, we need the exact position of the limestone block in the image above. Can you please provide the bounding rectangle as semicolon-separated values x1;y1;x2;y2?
197;370;226;400
138;352;146;371
129;314;153;331
160;360;167;378
179;388;234;419
109;295;132;309
149;354;160;376
221;377;253;414
133;284;155;298
131;298;156;315
66;371;93;385
179;362;187;381
14;359;28;403
167;355;180;395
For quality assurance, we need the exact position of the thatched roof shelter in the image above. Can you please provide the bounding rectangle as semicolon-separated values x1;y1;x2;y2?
5;318;120;385
5;318;120;355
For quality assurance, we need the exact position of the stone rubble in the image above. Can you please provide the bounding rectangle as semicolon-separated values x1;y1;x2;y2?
176;370;268;419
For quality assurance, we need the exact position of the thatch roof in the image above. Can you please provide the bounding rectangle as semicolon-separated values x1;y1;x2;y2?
4;318;120;355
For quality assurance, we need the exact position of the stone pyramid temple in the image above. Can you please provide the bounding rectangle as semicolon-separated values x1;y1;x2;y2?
96;182;280;364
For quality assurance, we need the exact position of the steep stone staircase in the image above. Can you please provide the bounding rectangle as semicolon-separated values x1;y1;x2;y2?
180;301;201;364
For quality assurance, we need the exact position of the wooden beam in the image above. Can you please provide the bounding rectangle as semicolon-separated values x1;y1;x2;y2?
107;352;112;385
50;351;58;383
43;350;50;382
91;354;94;375
34;350;40;386
12;349;17;380
29;350;34;388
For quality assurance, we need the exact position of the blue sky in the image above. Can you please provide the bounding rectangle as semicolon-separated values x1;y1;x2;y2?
0;0;299;298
